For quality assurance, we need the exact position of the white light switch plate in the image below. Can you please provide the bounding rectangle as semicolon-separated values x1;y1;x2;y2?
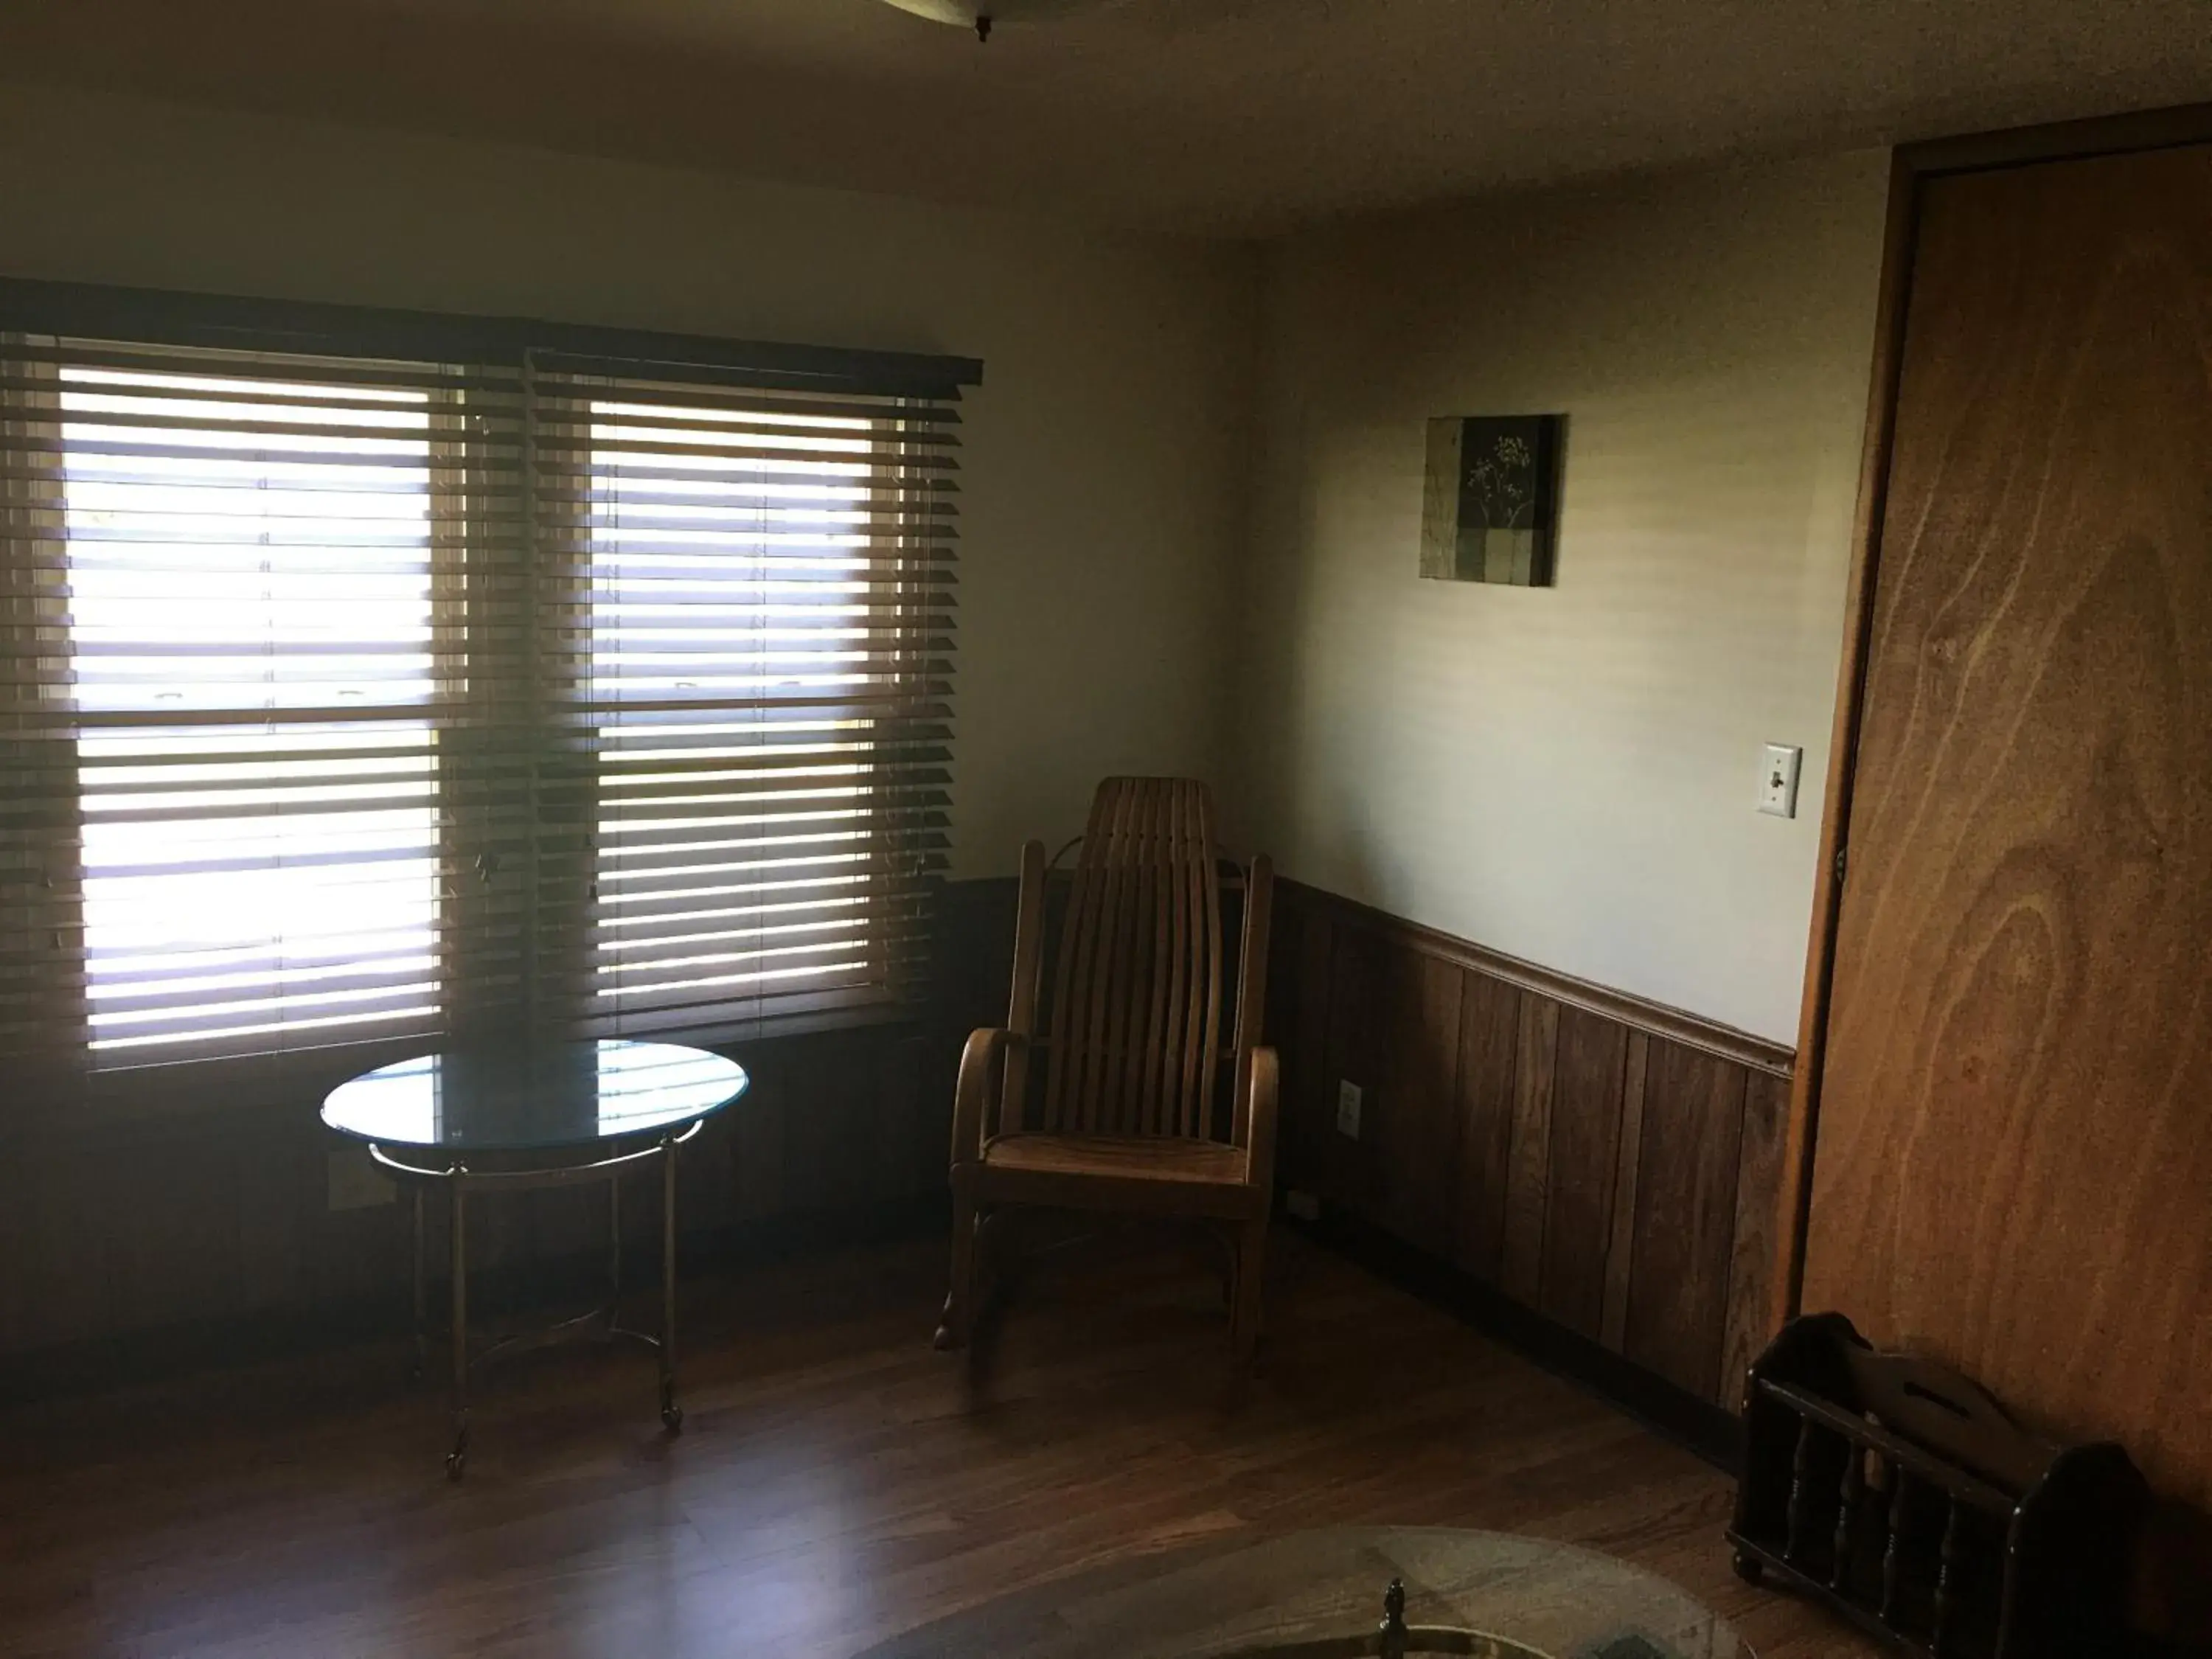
1335;1079;1363;1138
1759;743;1804;818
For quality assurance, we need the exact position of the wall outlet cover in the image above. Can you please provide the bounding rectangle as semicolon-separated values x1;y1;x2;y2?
1285;1189;1322;1222
1335;1079;1363;1138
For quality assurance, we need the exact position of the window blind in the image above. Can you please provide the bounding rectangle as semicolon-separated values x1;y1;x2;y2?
0;282;975;1095
548;370;954;1037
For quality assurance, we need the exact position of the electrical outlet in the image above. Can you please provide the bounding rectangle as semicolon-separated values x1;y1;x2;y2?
1759;742;1804;818
1285;1189;1321;1222
327;1147;395;1211
1335;1079;1363;1138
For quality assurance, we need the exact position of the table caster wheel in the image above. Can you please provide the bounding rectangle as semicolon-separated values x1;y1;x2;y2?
661;1402;684;1433
446;1448;467;1481
1731;1548;1763;1585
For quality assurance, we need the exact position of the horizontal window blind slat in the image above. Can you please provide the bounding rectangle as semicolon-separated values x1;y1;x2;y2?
1;341;528;394
0;689;955;726
0;372;523;417
0;734;953;776
534;839;950;880
527;375;964;426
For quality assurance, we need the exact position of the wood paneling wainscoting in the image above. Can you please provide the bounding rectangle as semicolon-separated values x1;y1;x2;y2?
0;877;1035;1394
0;877;1026;1394
1267;880;1793;1413
0;870;1789;1439
0;1017;959;1397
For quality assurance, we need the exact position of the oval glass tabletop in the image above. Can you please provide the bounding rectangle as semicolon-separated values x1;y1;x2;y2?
854;1526;1750;1659
319;1039;748;1152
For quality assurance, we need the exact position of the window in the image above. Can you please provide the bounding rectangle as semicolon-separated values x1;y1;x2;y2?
585;391;915;1032
0;284;974;1097
60;364;442;1059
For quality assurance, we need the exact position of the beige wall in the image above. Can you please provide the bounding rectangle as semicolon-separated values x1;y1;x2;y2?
0;84;1892;1039
0;82;1258;878
1231;152;1890;1042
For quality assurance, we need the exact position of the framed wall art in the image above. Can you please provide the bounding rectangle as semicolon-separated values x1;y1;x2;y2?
1419;414;1565;585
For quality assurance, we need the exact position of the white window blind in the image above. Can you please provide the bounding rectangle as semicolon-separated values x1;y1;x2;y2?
61;364;442;1060
0;287;974;1098
571;383;950;1037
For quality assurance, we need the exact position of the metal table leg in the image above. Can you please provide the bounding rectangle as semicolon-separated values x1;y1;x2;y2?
659;1132;683;1432
411;1186;427;1382
448;1175;470;1480
369;1125;702;1475
608;1172;623;1318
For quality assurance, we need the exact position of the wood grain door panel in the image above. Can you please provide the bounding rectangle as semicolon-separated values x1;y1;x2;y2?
1803;144;2212;1502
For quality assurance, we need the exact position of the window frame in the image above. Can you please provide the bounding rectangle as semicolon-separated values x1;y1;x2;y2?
0;277;978;1123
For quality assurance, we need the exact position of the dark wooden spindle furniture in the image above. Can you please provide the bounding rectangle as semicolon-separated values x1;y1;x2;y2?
1730;1314;2146;1659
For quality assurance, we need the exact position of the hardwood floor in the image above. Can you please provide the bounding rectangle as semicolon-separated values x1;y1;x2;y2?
0;1230;1878;1658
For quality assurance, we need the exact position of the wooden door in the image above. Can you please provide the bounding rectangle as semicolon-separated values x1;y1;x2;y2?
1802;142;2212;1503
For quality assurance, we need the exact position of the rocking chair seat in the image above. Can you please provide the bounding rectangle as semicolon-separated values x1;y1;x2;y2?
969;1132;1269;1222
969;1141;1265;1230
982;1133;1248;1186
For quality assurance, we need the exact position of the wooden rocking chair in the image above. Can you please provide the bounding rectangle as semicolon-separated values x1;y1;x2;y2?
933;776;1278;1365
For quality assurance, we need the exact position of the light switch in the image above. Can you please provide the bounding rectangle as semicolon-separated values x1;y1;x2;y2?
1335;1079;1363;1138
1759;743;1804;818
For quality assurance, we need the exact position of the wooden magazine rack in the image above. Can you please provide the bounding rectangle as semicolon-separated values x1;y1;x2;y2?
1728;1315;2146;1658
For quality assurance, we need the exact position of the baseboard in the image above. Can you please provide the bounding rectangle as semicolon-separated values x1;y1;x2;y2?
1288;1200;1743;1473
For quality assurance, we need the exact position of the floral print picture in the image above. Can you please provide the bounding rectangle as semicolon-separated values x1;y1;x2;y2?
1419;414;1564;585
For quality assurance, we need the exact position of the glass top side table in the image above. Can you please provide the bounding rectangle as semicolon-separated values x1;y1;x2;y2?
321;1039;749;1478
853;1525;1751;1659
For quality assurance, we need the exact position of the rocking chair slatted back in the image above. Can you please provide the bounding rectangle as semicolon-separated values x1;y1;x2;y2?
1038;776;1227;1141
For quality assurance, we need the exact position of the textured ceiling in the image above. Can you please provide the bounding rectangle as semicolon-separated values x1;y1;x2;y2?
4;0;2211;234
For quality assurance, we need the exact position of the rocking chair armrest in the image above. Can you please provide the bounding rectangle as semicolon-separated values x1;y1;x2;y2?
951;1026;1025;1163
1242;1045;1281;1192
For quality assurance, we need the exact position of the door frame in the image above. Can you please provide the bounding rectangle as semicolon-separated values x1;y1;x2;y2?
1773;99;2212;1332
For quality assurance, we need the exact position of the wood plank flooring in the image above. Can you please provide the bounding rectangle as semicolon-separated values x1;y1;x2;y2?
0;1231;1879;1658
